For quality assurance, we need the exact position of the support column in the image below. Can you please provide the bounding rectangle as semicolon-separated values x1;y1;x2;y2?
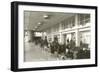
27;30;33;42
75;14;80;46
75;30;80;46
51;28;54;42
59;33;64;44
59;23;64;44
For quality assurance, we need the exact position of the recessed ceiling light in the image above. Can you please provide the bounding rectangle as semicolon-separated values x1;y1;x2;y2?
35;26;38;29
38;22;42;25
43;14;49;19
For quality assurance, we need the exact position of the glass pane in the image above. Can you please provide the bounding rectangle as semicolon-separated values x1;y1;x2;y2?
85;14;90;19
85;19;90;24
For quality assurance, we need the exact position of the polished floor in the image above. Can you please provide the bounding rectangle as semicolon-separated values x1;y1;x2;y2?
24;42;59;62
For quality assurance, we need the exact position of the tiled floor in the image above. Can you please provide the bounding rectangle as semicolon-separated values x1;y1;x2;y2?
24;42;59;62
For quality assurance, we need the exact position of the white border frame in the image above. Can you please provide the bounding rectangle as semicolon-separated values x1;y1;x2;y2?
18;5;96;68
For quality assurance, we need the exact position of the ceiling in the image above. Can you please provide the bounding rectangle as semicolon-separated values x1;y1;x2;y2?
24;11;75;31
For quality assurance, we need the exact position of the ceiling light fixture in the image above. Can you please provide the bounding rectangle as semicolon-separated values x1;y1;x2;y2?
38;22;42;25
35;26;38;29
43;14;49;19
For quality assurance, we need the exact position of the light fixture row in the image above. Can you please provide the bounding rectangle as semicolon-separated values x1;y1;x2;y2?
33;14;50;31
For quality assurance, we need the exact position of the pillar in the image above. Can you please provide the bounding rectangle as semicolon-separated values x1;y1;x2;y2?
75;14;80;46
59;23;64;44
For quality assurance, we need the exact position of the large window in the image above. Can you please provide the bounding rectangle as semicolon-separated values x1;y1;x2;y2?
80;31;91;49
78;14;90;26
62;16;75;29
35;32;42;37
68;16;75;28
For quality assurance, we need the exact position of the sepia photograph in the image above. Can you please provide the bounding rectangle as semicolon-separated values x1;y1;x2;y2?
24;11;91;62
